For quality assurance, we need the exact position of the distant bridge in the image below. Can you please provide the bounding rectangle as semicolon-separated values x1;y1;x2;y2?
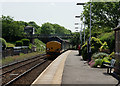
24;34;73;43
24;34;73;39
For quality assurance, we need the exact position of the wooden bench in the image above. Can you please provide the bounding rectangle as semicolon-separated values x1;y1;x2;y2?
103;59;116;74
107;59;116;74
103;59;120;86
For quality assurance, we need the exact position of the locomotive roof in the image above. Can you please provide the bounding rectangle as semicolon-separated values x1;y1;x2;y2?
48;36;69;43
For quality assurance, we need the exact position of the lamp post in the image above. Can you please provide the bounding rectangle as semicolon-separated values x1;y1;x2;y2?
77;2;92;61
76;3;86;45
83;17;86;43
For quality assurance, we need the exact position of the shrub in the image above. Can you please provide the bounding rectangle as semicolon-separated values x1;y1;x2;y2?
82;46;88;60
81;37;102;61
15;41;23;46
108;52;115;59
102;57;110;63
100;42;109;50
91;37;102;52
34;39;45;52
29;43;33;49
99;32;115;53
94;58;103;67
92;52;109;59
0;38;7;50
21;39;30;46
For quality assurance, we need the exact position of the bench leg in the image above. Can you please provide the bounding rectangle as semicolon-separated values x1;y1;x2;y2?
107;67;112;74
110;68;112;74
107;68;110;74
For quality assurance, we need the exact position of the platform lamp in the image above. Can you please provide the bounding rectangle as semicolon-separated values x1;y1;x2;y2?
75;16;82;45
77;2;92;61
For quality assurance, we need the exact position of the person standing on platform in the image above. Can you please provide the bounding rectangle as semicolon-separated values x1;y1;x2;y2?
78;44;81;56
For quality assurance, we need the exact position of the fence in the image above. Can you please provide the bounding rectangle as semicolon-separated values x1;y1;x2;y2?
2;47;32;59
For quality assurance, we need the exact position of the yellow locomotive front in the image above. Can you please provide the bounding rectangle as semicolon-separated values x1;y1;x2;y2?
46;41;61;56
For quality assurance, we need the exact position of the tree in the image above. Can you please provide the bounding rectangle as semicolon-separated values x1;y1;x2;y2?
70;32;80;48
52;24;71;35
2;15;24;42
82;2;120;31
41;22;55;35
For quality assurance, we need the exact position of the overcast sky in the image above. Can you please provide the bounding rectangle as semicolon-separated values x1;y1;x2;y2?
1;0;90;32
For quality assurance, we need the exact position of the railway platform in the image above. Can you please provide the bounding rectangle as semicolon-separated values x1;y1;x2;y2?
32;50;118;85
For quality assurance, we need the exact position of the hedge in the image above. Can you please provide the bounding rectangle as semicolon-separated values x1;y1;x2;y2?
21;39;30;46
0;38;7;50
15;41;23;46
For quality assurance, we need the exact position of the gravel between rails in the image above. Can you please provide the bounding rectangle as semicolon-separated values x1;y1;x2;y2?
4;60;52;86
1;55;47;75
1;55;50;86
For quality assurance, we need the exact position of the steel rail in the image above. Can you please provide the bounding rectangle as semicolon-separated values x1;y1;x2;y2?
0;54;46;69
3;60;47;86
0;55;46;76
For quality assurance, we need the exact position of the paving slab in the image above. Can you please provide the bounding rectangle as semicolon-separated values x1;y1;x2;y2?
62;50;118;85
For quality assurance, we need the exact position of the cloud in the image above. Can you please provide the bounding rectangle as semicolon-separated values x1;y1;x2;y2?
50;2;55;6
1;0;89;2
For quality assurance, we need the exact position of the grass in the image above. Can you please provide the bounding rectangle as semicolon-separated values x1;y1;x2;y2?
1;52;45;66
7;43;15;47
34;38;46;52
1;39;46;66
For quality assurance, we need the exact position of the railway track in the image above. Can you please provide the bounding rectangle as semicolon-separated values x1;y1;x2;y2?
1;54;52;86
0;54;46;75
0;54;46;69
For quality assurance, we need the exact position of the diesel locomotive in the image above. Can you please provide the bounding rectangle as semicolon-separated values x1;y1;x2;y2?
46;37;71;57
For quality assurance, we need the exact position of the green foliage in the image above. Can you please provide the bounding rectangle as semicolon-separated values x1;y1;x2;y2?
21;39;30;46
99;32;115;53
15;41;23;46
0;38;7;50
2;15;72;44
2;15;25;42
99;42;109;53
89;52;115;68
108;52;115;59
94;59;103;67
70;32;80;48
41;22;55;35
52;24;71;35
102;57;110;64
41;23;71;35
80;2;119;48
92;52;109;59
91;37;102;48
82;47;88;60
7;43;15;47
34;39;45;52
82;2;120;29
81;37;103;60
29;43;33;49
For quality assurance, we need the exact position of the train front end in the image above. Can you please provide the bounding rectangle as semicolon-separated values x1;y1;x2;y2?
46;41;61;57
